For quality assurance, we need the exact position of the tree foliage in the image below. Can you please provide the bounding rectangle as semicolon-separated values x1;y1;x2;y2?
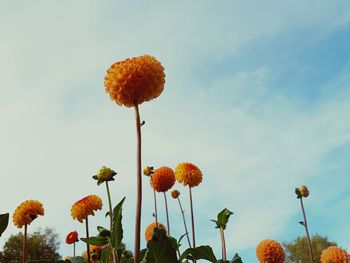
283;234;336;263
0;227;61;262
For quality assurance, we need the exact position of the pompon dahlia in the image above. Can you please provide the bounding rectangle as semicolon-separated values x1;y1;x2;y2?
171;189;180;199
175;162;203;188
13;199;44;228
71;195;102;223
66;231;79;244
150;166;175;192
321;246;350;263
104;55;165;107
145;222;167;241
256;239;285;263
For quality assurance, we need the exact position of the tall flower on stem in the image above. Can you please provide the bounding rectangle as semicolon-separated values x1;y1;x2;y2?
145;222;167;241
175;162;203;263
66;231;79;257
295;185;315;263
71;195;102;263
256;239;285;263
320;246;350;263
171;190;192;248
13;199;44;263
104;54;165;263
150;166;175;235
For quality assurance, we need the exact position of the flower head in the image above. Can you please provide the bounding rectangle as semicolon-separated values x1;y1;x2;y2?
150;166;175;192
13;200;44;228
92;166;117;185
71;195;102;223
256;239;285;263
321;246;349;263
145;222;167;241
175;162;203;188
143;166;154;177
104;55;165;107
295;185;309;198
90;245;102;261
66;231;79;244
171;189;180;199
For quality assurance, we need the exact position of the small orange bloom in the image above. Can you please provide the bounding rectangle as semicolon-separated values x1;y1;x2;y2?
13;200;44;228
90;245;102;261
145;222;167;241
104;55;165;107
175;162;203;188
150;166;175;192
71;195;102;223
171;190;180;199
299;185;309;197
66;231;79;244
321;246;349;263
256;239;285;263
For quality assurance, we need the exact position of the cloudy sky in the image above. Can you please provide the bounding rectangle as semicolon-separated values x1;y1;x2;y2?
1;1;350;262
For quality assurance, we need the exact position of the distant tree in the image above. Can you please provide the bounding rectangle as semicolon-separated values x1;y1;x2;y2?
283;234;337;263
0;227;61;262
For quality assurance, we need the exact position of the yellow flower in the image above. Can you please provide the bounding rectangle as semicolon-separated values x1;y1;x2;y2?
145;222;167;241
13;200;44;228
93;166;117;185
175;162;203;188
71;195;102;223
256;239;285;263
299;185;309;198
150;166;175;192
104;55;165;107
321;246;349;263
171;189;180;199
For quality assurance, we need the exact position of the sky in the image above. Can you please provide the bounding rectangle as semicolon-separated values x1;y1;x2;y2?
0;1;350;262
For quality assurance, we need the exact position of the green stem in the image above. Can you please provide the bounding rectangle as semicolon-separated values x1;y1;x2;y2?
73;242;76;257
106;181;113;231
152;176;158;226
300;197;315;263
164;192;170;235
23;224;27;263
86;216;91;263
220;227;226;262
134;105;142;263
178;197;192;248
189;186;196;263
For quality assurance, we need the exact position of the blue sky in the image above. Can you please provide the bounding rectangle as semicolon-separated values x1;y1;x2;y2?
0;1;350;262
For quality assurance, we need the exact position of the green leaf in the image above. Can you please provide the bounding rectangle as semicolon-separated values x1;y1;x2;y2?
97;226;111;237
231;253;243;263
111;196;126;248
120;259;134;263
100;247;112;263
142;228;178;263
92;175;98;180
212;208;233;230
0;213;9;237
179;245;217;262
80;236;109;246
177;233;187;248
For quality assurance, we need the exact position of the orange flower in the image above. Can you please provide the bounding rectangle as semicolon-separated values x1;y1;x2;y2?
104;55;165;107
66;231;79;244
256;239;285;263
90;245;102;261
13;200;44;228
145;222;167;241
175;162;203;188
71;195;102;223
171;189;180;199
299;185;309;197
150;166;175;192
321;246;349;263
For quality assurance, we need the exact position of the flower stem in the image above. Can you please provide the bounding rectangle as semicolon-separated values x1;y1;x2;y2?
220;227;227;262
189;186;196;263
86;216;91;263
177;197;192;248
300;197;314;263
22;224;27;263
152;176;158;226
163;192;170;235
73;242;76;257
106;181;113;231
134;105;142;263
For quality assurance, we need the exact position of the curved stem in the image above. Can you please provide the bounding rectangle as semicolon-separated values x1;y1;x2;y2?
134;105;142;263
220;227;226;262
178;198;192;248
23;224;27;263
300;198;314;263
106;181;113;231
86;216;91;263
189;186;196;263
163;192;170;235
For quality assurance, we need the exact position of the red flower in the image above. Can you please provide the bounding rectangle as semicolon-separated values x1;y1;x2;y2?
66;231;78;244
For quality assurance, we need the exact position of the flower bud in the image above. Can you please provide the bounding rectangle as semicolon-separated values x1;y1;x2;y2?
299;185;309;198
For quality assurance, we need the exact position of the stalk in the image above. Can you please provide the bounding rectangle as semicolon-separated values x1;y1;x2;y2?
73;242;76;257
163;192;170;235
220;227;227;261
85;216;91;263
22;224;27;263
106;181;113;231
300;197;315;263
134;105;142;263
177;197;192;248
152;176;158;226
189;186;196;263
